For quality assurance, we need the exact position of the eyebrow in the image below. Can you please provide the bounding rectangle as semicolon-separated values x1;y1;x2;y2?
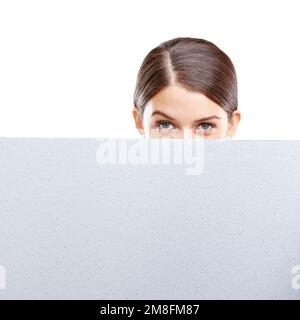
151;111;176;120
151;110;222;122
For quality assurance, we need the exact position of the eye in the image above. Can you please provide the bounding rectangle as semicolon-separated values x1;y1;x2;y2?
157;121;175;130
197;123;215;131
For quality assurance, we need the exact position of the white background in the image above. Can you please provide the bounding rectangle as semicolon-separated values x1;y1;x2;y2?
0;0;299;139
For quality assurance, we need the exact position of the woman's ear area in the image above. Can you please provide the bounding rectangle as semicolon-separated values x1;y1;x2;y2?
227;109;241;138
132;107;145;136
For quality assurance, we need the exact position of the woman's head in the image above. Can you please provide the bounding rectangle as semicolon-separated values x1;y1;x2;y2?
132;37;241;139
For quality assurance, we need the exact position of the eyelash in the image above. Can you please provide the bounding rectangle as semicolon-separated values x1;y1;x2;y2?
155;121;216;130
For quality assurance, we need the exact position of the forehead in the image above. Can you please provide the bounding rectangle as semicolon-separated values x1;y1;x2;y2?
145;85;225;119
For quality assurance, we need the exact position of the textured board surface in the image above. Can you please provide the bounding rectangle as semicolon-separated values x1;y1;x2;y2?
0;138;300;299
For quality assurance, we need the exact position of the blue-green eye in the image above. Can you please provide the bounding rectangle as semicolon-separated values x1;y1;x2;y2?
197;123;214;130
157;122;174;130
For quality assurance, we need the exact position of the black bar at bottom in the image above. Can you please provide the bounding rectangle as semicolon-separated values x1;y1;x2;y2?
0;300;299;318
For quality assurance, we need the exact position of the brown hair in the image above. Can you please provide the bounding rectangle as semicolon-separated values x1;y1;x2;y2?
133;37;238;119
